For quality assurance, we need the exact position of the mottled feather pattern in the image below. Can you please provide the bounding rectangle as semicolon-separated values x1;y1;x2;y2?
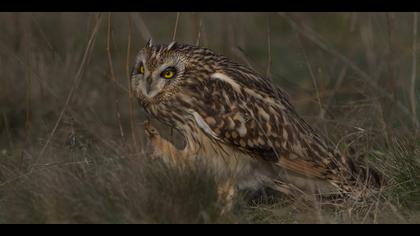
132;42;381;197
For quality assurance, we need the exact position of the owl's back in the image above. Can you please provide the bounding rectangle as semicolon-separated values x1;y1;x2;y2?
139;42;382;195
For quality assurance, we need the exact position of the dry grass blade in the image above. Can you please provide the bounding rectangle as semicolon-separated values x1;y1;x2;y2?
126;13;139;152
2;112;13;148
231;46;255;70
196;17;203;46
296;32;324;121
131;12;152;41
410;12;419;130
266;15;272;79
172;12;181;41
278;12;413;119
106;13;126;144
36;13;103;165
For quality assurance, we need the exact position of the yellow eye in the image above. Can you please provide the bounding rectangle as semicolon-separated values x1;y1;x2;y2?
138;65;145;74
162;71;174;79
161;68;176;79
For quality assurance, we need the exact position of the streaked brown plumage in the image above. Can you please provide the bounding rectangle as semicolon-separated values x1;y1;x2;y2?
131;40;381;200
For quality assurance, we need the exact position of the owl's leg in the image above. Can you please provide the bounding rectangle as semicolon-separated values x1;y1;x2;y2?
217;178;237;215
144;120;189;166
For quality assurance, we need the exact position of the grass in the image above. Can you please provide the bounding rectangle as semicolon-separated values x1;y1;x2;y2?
0;12;419;223
0;147;227;223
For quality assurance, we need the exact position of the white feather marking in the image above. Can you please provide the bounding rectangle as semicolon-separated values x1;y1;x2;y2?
258;107;270;121
146;38;153;47
211;73;241;92
211;73;287;113
167;41;176;50
190;111;221;140
237;123;247;137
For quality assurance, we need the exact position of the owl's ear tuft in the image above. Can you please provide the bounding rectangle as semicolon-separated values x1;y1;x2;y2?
167;41;177;50
145;38;153;48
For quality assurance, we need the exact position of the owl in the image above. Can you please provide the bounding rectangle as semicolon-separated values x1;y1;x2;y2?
131;40;381;201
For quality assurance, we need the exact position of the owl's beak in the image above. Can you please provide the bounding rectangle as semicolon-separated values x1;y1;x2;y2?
144;76;153;94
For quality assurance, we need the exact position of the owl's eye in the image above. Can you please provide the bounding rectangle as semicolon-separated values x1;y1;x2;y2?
161;67;177;79
138;65;145;74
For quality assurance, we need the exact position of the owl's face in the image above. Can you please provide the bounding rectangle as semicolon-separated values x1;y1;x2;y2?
131;41;188;105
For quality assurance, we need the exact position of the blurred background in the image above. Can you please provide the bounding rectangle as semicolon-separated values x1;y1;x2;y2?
1;12;419;151
0;12;419;223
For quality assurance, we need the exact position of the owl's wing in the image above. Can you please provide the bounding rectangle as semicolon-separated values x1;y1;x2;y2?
189;71;342;179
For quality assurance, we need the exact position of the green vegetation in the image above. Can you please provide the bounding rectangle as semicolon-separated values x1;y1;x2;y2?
0;12;419;223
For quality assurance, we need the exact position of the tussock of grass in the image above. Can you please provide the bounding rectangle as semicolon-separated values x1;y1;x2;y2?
0;144;231;223
370;138;420;210
0;135;419;223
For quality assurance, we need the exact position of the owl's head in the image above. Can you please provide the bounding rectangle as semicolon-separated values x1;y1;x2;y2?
131;40;223;106
131;40;199;105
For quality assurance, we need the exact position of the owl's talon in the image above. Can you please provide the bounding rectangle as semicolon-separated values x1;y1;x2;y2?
144;120;159;138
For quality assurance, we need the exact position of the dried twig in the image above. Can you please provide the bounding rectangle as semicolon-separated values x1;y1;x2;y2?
106;13;126;144
410;13;419;129
126;14;139;152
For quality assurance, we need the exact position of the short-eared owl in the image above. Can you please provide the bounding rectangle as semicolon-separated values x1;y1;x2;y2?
131;40;380;199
